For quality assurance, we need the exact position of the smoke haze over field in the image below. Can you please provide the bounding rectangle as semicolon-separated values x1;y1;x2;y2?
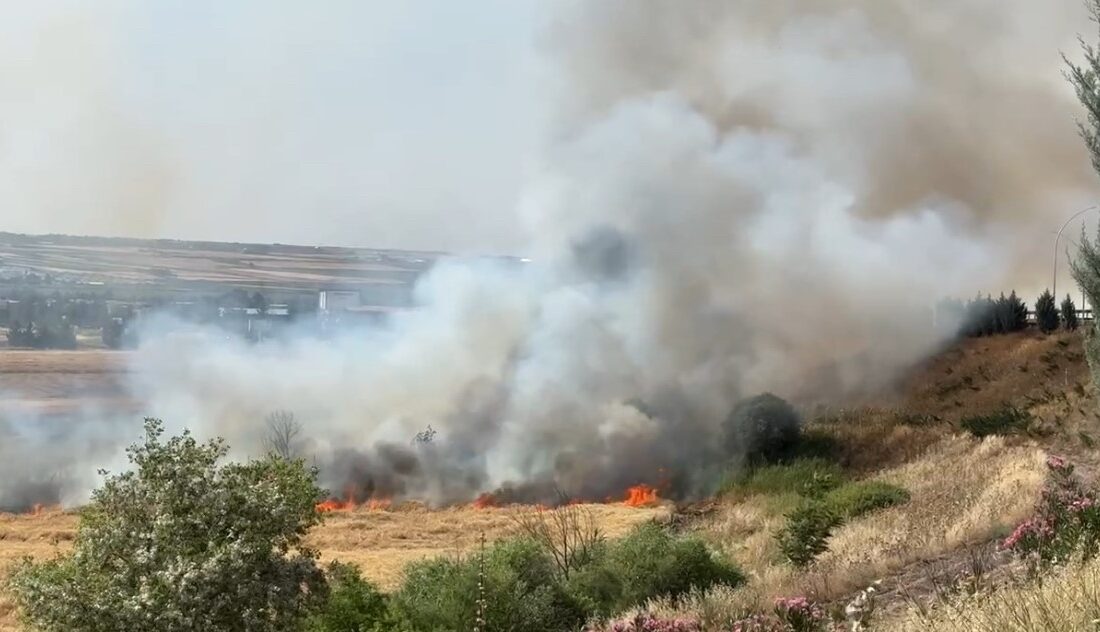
3;1;1100;508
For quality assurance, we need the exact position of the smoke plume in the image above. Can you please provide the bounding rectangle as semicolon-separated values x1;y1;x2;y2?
4;1;1100;508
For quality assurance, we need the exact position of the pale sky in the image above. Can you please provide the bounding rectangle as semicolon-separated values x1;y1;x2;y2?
0;1;546;254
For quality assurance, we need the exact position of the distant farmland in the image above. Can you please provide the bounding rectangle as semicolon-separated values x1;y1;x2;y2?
0;232;456;301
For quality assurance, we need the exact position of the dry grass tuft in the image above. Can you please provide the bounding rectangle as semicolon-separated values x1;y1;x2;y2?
888;556;1100;631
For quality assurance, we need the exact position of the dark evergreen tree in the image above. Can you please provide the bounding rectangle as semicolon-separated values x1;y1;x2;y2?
1063;294;1081;331
1035;290;1059;333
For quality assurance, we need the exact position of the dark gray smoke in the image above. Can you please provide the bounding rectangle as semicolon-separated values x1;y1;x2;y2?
4;1;1100;508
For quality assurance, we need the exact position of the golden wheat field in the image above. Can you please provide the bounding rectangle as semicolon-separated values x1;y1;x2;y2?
0;503;669;631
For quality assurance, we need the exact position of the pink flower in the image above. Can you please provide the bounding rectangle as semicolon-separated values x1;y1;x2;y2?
1046;455;1070;472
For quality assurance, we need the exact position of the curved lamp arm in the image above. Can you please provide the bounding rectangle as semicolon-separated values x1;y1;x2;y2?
1054;206;1098;299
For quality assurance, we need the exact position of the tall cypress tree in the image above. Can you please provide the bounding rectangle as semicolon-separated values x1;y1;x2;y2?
1063;294;1080;331
1008;291;1029;332
1066;7;1100;385
1035;290;1060;333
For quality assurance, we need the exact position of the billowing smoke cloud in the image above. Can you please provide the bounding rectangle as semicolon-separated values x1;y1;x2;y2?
4;1;1100;509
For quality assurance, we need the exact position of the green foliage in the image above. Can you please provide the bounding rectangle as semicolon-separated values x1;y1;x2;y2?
723;393;803;465
823;481;910;520
303;563;395;632
1063;294;1080;331
1065;3;1100;178
996;291;1029;334
721;459;843;500
730;464;911;567
8;418;327;632
565;523;745;618
6;320;78;349
961;295;997;337
959;292;1029;337
960;406;1034;437
776;503;842;567
390;537;585;632
1035;290;1060;334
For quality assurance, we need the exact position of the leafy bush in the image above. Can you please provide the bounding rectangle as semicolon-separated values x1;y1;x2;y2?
1002;456;1100;567
390;537;584;632
723;394;803;465
960;406;1034;437
303;562;396;632
567;523;745;617
776;503;842;567
8;418;326;632
1063;294;1080;331
823;481;910;520
722;459;843;500
1035;290;1060;334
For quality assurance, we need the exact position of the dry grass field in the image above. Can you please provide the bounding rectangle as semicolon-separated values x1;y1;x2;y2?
0;330;1096;630
0;350;134;418
0;503;668;631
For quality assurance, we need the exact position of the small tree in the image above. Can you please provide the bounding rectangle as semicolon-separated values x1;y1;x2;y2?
510;503;604;579
264;410;303;460
1064;294;1081;331
9;418;327;632
1035;290;1060;333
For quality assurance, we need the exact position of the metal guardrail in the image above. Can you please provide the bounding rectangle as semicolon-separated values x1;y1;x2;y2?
1025;309;1093;322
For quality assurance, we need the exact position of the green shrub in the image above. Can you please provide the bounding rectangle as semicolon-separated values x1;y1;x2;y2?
721;459;843;500
566;523;745;617
960;406;1033;437
776;503;842;567
823;481;910;520
304;562;396;632
390;537;584;632
1036;290;1060;334
722;394;802;465
8;418;326;632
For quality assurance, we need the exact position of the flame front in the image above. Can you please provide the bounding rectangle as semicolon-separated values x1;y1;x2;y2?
623;484;659;507
472;492;498;509
316;486;392;513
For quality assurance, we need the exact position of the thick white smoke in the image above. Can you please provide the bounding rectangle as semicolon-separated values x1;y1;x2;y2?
4;1;1100;508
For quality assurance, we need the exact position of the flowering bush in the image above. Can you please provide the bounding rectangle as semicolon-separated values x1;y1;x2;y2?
8;418;327;632
727;596;832;632
773;597;828;632
593;614;703;631
1001;455;1100;566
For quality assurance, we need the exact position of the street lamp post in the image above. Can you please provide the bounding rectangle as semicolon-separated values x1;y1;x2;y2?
1053;206;1098;300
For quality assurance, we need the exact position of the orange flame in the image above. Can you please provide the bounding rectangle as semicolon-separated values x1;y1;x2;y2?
473;492;498;509
624;484;659;507
316;486;392;513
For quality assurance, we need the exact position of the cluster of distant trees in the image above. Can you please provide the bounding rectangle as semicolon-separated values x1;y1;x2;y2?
938;290;1081;339
6;321;78;349
1;287;321;349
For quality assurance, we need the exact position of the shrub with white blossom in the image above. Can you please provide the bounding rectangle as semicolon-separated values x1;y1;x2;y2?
8;418;327;632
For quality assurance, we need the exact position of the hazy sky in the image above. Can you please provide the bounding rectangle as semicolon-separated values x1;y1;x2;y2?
0;1;545;254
